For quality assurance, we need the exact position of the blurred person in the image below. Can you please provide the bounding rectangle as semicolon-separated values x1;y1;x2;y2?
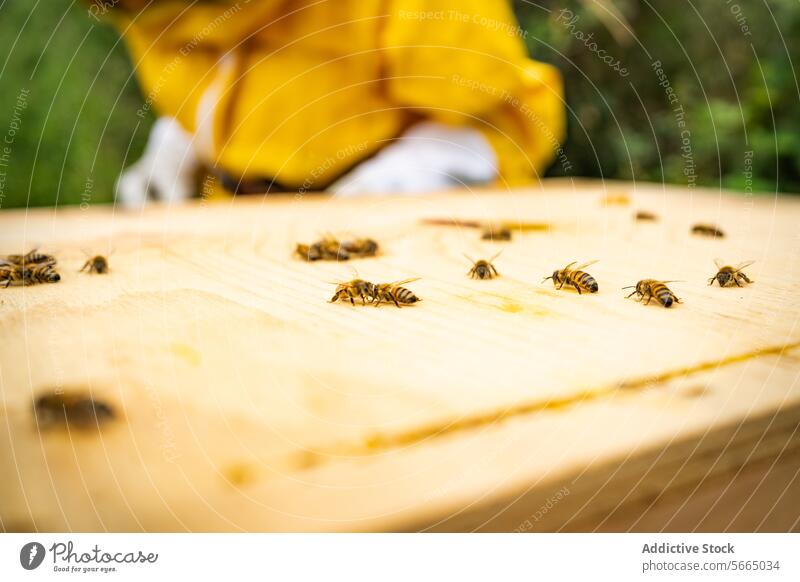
98;0;564;206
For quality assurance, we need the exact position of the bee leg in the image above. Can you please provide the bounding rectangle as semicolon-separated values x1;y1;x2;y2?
644;293;652;305
490;265;499;277
571;282;582;295
557;280;565;290
733;277;742;287
392;296;401;308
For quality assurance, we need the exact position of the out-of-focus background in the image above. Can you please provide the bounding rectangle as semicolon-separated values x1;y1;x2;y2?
0;0;797;208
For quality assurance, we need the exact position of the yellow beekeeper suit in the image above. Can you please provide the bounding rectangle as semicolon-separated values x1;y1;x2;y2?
112;0;564;190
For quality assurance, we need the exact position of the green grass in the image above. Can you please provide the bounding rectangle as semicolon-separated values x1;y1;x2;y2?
0;0;152;208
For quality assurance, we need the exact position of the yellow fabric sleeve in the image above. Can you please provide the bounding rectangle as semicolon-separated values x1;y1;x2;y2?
112;0;565;188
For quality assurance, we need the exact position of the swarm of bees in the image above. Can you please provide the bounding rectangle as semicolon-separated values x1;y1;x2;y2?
0;248;114;287
330;276;421;307
709;260;754;287
296;235;379;262
0;249;60;287
34;391;115;430
623;279;682;308
543;261;599;294
466;252;501;280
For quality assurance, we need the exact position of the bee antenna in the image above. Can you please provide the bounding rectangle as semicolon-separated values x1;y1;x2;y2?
489;250;504;262
462;253;475;264
620;285;637;290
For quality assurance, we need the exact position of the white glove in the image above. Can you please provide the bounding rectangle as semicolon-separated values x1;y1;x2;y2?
115;117;199;208
330;122;497;197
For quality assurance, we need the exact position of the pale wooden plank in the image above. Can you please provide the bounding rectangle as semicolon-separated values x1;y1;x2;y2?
1;179;798;531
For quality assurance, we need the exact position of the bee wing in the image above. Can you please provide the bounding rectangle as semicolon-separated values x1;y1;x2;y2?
572;260;598;271
660;280;685;284
386;278;421;287
488;250;504;262
734;260;755;272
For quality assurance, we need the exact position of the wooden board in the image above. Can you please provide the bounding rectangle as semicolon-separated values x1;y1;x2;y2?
1;179;799;532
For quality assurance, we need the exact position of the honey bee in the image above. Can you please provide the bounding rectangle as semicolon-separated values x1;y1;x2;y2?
708;260;754;287
329;278;377;305
481;226;512;241
6;248;56;266
691;224;725;238
466;252;501;280
80;254;109;274
373;278;421;307
0;263;30;287
543;261;599;294
635;211;657;221
623;279;682;307
1;262;60;287
342;238;379;257
29;262;61;284
34;392;115;430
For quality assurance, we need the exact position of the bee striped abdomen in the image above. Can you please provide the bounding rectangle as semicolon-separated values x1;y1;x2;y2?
652;282;675;307
393;287;419;304
572;271;598;293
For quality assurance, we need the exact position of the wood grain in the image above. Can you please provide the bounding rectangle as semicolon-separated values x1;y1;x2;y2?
0;179;798;532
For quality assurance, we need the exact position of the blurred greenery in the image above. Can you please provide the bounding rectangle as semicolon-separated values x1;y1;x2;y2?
0;0;152;209
0;0;797;208
516;0;800;193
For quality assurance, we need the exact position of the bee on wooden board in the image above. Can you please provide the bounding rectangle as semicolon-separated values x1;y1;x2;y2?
543;261;599;294
481;226;512;241
34;392;115;430
708;260;754;287
342;238;379;257
635;211;658;222
5;248;56;266
29;262;61;284
465;252;501;280
329;277;377;305
623;279;682;308
80;253;110;274
691;224;725;238
373;278;421;307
